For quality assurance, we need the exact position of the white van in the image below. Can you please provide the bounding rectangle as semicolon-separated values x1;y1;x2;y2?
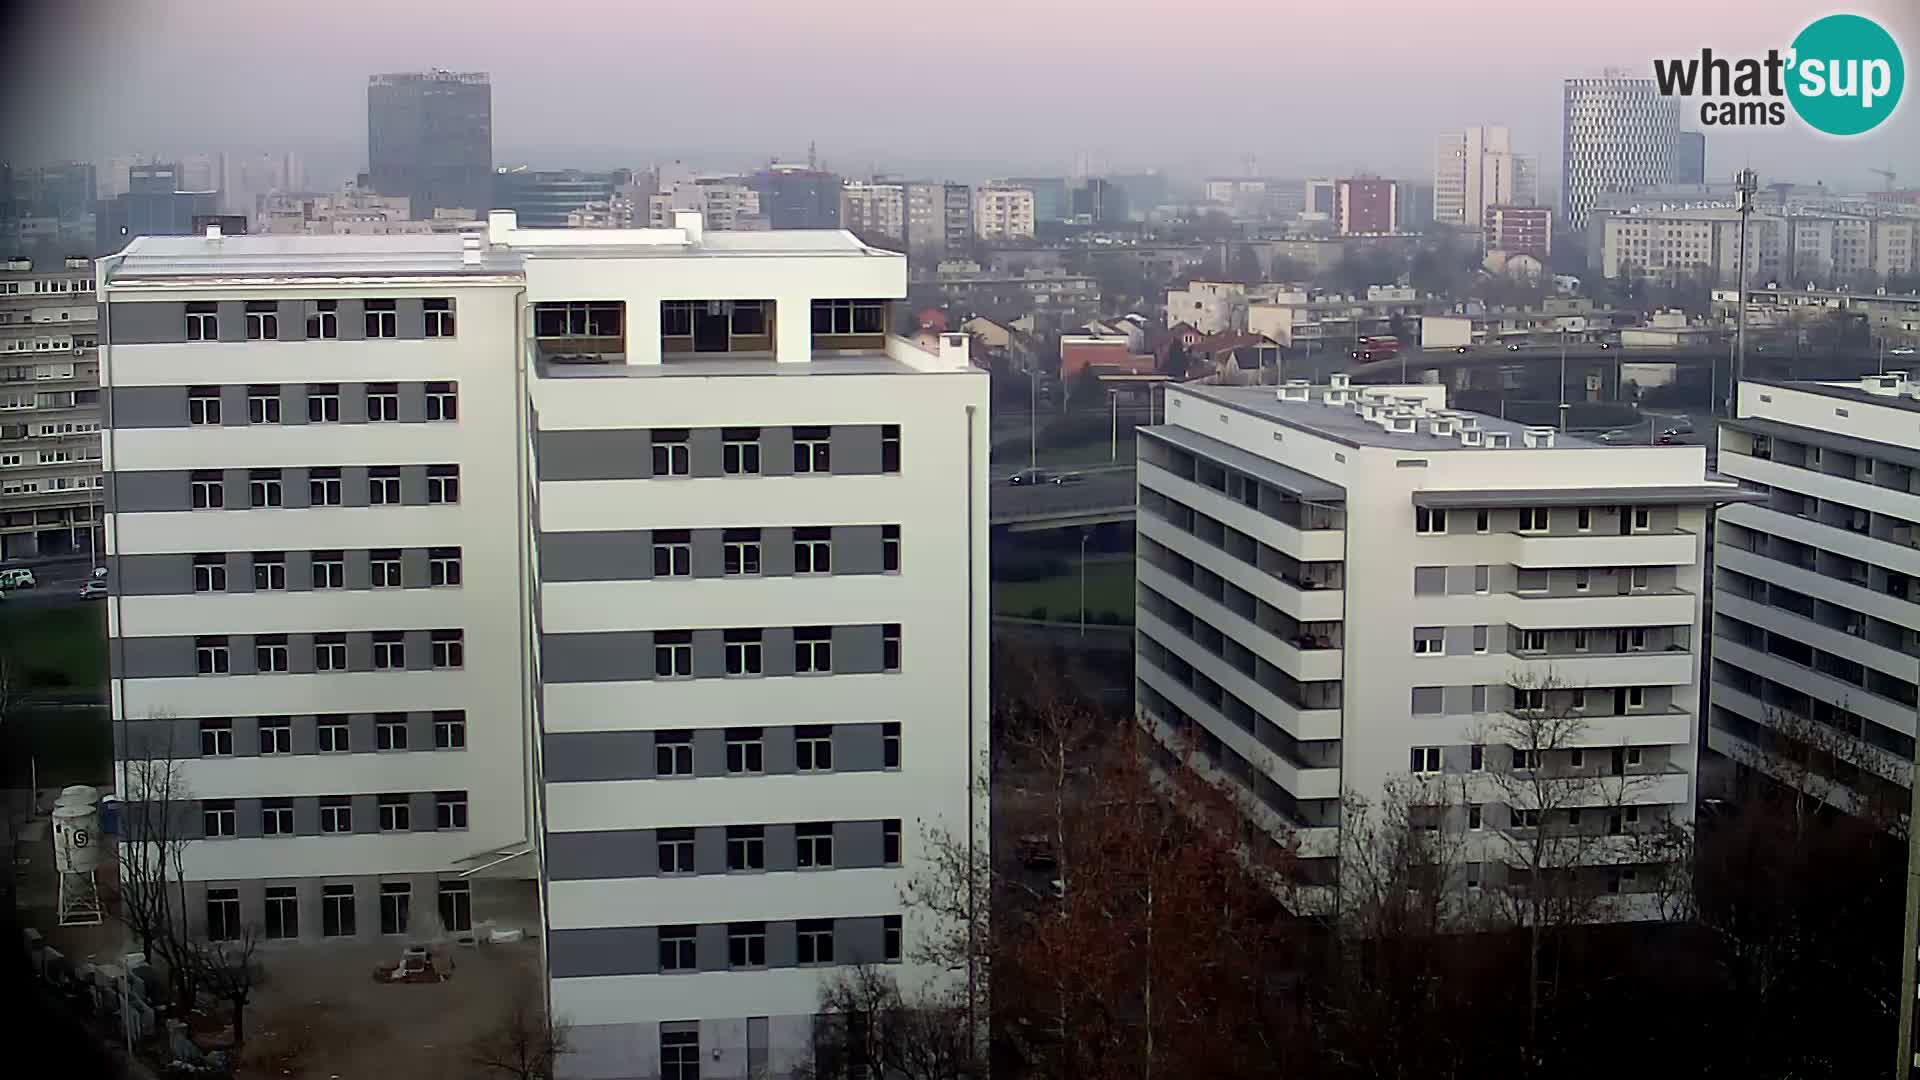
0;568;35;589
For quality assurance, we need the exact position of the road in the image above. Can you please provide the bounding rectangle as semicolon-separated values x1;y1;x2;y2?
991;470;1138;528
0;556;102;609
1350;343;1888;380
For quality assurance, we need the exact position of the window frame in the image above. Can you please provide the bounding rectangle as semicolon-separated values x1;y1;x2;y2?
655;731;694;777
795;627;832;674
425;380;457;420
795;725;834;771
258;717;292;755
654;631;693;678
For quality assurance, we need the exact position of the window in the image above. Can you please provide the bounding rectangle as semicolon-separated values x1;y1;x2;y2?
371;550;402;587
251;551;286;591
1625;628;1647;652
1518;507;1550;533
1518;630;1547;653
259;717;291;755
426;465;459;504
372;631;405;670
319;796;352;833
797;919;835;965
797;823;835;868
322;884;356;937
247;385;280;424
424;298;455;337
1415;506;1447;534
657;828;695;874
1514;808;1542;829
425;381;457;421
1576;507;1591;532
435;791;468;830
884;915;903;962
1570;689;1588;712
793;527;832;574
883;722;901;769
438;881;471;932
1514;687;1546;711
724;629;763;676
377;714;409;751
188;387;221;425
884;624;901;672
365;299;397;338
185;302;218;341
311;549;344;589
248;469;283;508
1468;804;1483;831
796;725;834;771
1569;748;1587;770
432;630;464;669
1409;747;1442;774
415;548;460;590
723;529;761;576
653;530;691;577
884;819;902;865
203;799;237;837
307;300;338;339
655;731;693;777
206;888;241;941
380;882;412;935
1513;749;1542;771
812;299;887;335
882;424;901;473
255;634;290;673
654;631;693;678
378;794;411;832
795;627;832;673
191;471;225;509
309;467;342;506
726;728;764;774
196;636;230;675
1516;569;1548;593
794;426;831;473
729;923;767;968
1631;507;1651;532
263;886;299;940
881;524;901;572
651;429;690;476
367;383;399;422
1630;567;1649;591
722;428;760;475
537;301;623;339
198;718;234;757
434;710;467;750
727;825;766;871
1475;509;1490;533
314;634;347;671
660;1030;699;1080
1627;748;1643;767
1413;628;1443;655
318;715;350;753
1573;629;1590;653
193;553;227;593
1627;687;1646;710
1574;569;1590;593
1470;744;1485;771
307;383;339;423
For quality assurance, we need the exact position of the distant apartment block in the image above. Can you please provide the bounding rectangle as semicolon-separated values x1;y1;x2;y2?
904;182;971;256
973;185;1036;242
366;70;493;220
1137;377;1741;905
1434;125;1538;230
492;169;619;228
1335;178;1399;235
839;182;906;241
1;256;101;560
1485;205;1553;260
1601;208;1914;285
749;165;842;230
648;177;767;232
96;164;222;254
1711;375;1920;816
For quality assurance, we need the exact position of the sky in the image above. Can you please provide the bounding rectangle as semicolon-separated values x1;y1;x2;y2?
4;0;1917;195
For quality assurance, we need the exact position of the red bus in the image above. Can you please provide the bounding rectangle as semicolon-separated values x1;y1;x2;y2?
1350;335;1400;360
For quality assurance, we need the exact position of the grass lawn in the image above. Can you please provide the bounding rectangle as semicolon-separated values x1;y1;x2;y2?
993;558;1135;623
0;603;108;692
0;706;111;787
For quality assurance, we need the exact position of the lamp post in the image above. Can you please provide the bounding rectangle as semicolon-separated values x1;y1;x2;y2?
1078;529;1091;637
1558;326;1569;433
1109;389;1119;462
1029;362;1038;471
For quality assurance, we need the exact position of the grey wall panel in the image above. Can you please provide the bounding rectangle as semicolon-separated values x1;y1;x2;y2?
399;465;429;506
336;299;365;341
763;727;795;774
688;427;724;479
231;715;258;758
214;301;246;343
689;529;724;579
341;466;370;507
765;824;796;873
280;467;311;510
292;796;320;836
277;300;306;341
109;470;189;513
351;795;380;835
344;549;371;588
546;829;654;880
397;382;427;422
836;820;884;869
542;632;653;683
762;627;795;677
832;425;883;475
692;728;726;778
346;632;374;672
550;927;656;978
284;550;312;592
837;916;886;965
695;826;726;875
219;385;248;426
765;921;797;968
691;630;725;679
544;732;655;783
537;429;651;481
696;924;729;973
835;724;885;772
833;624;885;674
396;299;426;340
539;531;651;582
348;714;376;752
280;384;307;425
403;630;433;671
290;716;318;755
108;386;187;429
107;301;186;344
340;384;368;423
761;427;794;477
401;549;430;589
115;553;189;596
833;526;885;575
761;528;794;576
223;552;251;593
287;633;315;675
410;792;437;832
117;635;194;679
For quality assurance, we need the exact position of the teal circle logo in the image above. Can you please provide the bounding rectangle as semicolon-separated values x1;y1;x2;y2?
1787;14;1904;135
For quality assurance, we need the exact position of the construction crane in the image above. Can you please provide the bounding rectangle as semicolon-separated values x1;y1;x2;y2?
1871;166;1897;192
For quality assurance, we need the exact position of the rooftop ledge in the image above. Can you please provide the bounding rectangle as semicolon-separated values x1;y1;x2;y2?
539;333;976;379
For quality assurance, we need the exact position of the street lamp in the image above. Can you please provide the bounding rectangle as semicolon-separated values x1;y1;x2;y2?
1559;326;1569;433
1109;388;1119;462
1078;529;1091;637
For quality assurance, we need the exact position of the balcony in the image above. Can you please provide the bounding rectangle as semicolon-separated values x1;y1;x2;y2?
1138;460;1344;563
1715;545;1917;636
1504;589;1698;628
1139;609;1342;741
1507;529;1698;569
1713;588;1917;684
1138;513;1344;623
1712;637;1915;737
1137;665;1342;801
1138;560;1342;683
1504;648;1696;688
1723;451;1920;531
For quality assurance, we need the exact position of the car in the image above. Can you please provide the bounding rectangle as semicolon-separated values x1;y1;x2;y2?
78;580;108;600
1892;345;1917;356
1050;472;1085;486
1506;343;1522;351
90;566;109;580
1454;345;1470;354
1658;433;1679;445
1008;468;1051;486
1598;342;1612;350
0;568;36;589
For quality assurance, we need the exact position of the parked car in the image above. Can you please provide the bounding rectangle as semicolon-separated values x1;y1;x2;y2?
78;580;108;600
1008;468;1052;486
1050;472;1085;486
0;568;36;589
1506;343;1522;351
1891;345;1917;357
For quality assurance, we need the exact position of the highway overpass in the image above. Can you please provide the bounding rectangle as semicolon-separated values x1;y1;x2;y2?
989;471;1137;531
1348;343;1886;380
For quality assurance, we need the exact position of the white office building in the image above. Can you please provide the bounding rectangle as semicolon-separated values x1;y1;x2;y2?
1434;124;1538;230
1135;378;1741;903
1711;375;1920;816
100;211;989;1079
1562;75;1681;232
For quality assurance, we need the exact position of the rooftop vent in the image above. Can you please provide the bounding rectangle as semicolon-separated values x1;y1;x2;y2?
1864;373;1904;396
1328;372;1352;389
461;233;483;265
1322;387;1350;405
1395;395;1428;418
1460;428;1484;447
4;257;29;272
1389;414;1416;433
1487;431;1512;448
64;256;88;269
204;222;222;240
1429;417;1455;437
1278;380;1311;402
1521;426;1556;449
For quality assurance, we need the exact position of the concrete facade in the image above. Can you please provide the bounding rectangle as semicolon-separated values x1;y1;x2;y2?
0;256;102;560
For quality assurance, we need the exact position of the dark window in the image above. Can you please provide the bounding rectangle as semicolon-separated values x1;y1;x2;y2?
262;799;294;834
728;922;767;968
424;298;455;337
380;882;411;935
652;529;691;577
187;387;221;425
306;300;338;339
314;633;347;670
430;547;462;586
794;426;831;473
378;794;410;831
884;819;902;864
192;554;226;592
883;623;901;672
248;468;283;507
265;887;298;939
365;299;397;338
884;915;903;962
202;799;236;837
318;716;350;753
247;384;280;423
796;725;833;771
258;717;291;755
795;627;832;673
206;888;241;940
438;880;471;932
371;549;402;587
660;1030;699;1080
195;635;230;675
726;825;765;871
425;381;458;420
797;822;834;868
309;467;342;506
252;551;286;591
434;710;467;749
307;383;340;422
367;382;399;422
724;629;763;676
190;471;224;509
376;713;408;750
659;926;696;971
882;525;900;572
726;728;763;774
883;722;901;769
369;466;401;504
199;718;233;756
245;301;278;340
723;528;761;576
881;424;900;473
651;429;690;476
435;791;468;830
794;527;832;574
654;630;693;678
656;731;693;776
185;302;218;341
426;465;459;504
730;302;766;336
797;919;835;964
657;828;694;874
431;629;464;669
322;884;355;937
722;428;761;475
319;795;351;832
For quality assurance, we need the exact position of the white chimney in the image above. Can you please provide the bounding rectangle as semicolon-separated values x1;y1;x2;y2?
1278;380;1310;402
461;233;482;266
1329;372;1351;390
204;222;222;240
673;210;705;244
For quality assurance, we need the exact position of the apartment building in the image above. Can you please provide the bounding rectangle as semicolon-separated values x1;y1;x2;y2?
904;182;970;257
1600;208;1914;286
973;185;1036;242
1135;377;1741;904
1;256;102;560
839;182;906;241
100;211;988;1079
1562;75;1680;231
1711;375;1920;816
1434;125;1538;230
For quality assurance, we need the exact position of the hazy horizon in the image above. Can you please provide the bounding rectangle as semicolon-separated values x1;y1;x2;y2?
5;0;1917;196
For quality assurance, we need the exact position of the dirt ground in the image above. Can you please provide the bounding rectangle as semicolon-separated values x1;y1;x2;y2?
236;938;542;1080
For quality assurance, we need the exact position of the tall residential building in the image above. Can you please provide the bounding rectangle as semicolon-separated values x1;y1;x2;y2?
973;185;1037;242
1562;75;1681;231
367;70;494;219
749;165;842;229
1136;378;1739;900
904;181;970;256
1434;125;1538;230
1711;375;1920;816
0;256;101;560
1006;177;1068;224
1335;177;1399;235
1673;131;1707;185
1304;178;1337;220
839;181;907;241
99;211;987;1077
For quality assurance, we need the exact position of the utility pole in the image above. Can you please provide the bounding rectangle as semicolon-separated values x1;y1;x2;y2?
1732;168;1758;416
1028;362;1038;471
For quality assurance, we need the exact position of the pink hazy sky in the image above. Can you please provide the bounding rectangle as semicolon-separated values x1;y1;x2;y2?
4;0;1915;191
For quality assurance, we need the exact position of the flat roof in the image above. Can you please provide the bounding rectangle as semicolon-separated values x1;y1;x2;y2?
538;355;930;379
501;227;898;260
1140;426;1344;502
105;234;523;282
1412;484;1755;509
1749;377;1920;415
1177;383;1605;451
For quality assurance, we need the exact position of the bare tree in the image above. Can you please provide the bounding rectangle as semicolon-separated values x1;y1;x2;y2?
194;923;266;1050
114;713;202;1012
800;965;979;1080
1718;702;1910;831
469;991;572;1080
